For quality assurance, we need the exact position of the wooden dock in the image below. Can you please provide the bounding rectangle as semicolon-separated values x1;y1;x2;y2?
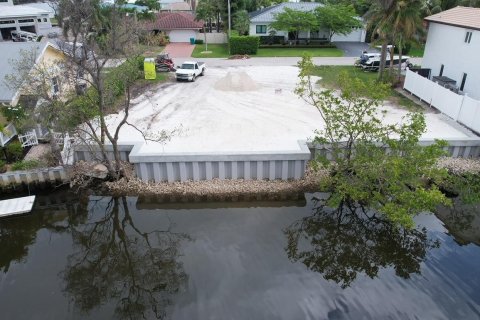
0;196;36;218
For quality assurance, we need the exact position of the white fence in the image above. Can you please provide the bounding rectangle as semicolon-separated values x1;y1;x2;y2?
202;32;228;44
404;70;480;133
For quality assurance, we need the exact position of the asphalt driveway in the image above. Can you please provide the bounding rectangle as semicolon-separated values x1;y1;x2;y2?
333;42;378;57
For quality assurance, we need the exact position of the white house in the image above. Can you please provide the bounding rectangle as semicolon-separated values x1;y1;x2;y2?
0;0;52;41
422;6;480;99
248;2;366;43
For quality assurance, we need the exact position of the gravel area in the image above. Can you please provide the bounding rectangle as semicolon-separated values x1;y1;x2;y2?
437;157;480;175
105;168;327;199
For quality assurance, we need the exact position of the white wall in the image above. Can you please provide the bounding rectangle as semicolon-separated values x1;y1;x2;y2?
422;22;480;100
167;29;198;42
249;23;365;42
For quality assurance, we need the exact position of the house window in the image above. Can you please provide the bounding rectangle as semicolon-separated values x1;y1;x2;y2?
460;73;467;91
18;19;34;23
51;77;59;94
465;31;472;43
439;64;444;76
256;25;267;34
43;18;48;22
37;19;42;22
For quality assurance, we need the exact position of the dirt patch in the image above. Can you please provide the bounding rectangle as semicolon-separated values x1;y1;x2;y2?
214;71;259;92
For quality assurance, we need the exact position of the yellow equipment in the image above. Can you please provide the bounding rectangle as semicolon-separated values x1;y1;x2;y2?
144;58;156;80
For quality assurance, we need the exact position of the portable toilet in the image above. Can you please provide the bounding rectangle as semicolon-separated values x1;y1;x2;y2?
144;58;156;80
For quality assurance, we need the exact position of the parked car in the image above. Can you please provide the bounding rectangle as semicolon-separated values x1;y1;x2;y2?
11;30;38;42
175;61;206;82
361;54;412;71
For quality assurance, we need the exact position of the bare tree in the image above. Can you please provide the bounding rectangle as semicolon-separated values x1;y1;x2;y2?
53;0;145;179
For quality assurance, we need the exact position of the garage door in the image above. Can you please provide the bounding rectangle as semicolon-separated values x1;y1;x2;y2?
332;29;366;42
168;30;197;43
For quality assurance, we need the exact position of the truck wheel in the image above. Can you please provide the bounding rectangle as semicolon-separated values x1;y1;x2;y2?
191;75;196;82
201;69;205;76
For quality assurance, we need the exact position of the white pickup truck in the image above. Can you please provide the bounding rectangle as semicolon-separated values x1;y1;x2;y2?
175;61;206;82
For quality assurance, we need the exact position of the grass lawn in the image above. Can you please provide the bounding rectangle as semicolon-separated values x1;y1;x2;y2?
408;43;425;58
191;44;343;58
191;44;230;58
310;65;420;110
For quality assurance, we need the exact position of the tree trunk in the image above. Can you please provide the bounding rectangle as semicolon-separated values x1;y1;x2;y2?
397;43;403;84
389;45;394;77
216;13;220;33
378;41;388;81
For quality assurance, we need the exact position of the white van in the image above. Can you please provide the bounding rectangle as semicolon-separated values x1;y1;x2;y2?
11;30;38;42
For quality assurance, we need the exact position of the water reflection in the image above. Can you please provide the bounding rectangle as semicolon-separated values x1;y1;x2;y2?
436;200;480;246
285;196;440;288
62;196;190;319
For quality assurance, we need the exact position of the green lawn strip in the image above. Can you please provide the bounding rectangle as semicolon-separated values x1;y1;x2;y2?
191;44;343;58
311;65;421;111
191;44;230;58
255;47;343;57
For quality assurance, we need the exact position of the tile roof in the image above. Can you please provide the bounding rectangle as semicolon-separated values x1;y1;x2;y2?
249;2;323;23
425;6;480;31
148;12;203;30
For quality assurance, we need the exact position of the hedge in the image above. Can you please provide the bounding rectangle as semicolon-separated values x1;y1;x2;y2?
229;36;260;55
259;36;285;45
195;39;204;44
259;44;337;49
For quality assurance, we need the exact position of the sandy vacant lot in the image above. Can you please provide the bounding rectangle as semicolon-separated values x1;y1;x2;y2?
105;66;472;154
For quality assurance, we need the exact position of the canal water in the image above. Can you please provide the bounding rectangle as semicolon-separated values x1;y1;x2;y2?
0;192;479;320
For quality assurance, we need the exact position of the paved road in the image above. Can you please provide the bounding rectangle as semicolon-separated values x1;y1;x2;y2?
171;56;422;67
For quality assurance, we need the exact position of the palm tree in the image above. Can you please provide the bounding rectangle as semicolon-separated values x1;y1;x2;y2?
365;0;397;81
387;0;425;82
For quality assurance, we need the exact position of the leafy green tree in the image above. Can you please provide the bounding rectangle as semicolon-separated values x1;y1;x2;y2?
270;8;317;44
296;56;451;228
245;0;288;12
196;0;224;32
233;9;250;35
135;0;161;11
314;4;362;43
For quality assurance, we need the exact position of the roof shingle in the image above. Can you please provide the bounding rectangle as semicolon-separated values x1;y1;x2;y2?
148;12;203;30
425;6;480;31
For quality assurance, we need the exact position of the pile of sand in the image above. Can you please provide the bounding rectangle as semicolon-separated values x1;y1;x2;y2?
214;71;259;92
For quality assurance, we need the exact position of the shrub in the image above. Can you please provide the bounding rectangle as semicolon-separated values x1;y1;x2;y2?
0;160;6;173
6;141;23;161
259;36;284;45
229;36;260;55
195;39;204;44
11;159;41;171
393;42;411;55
